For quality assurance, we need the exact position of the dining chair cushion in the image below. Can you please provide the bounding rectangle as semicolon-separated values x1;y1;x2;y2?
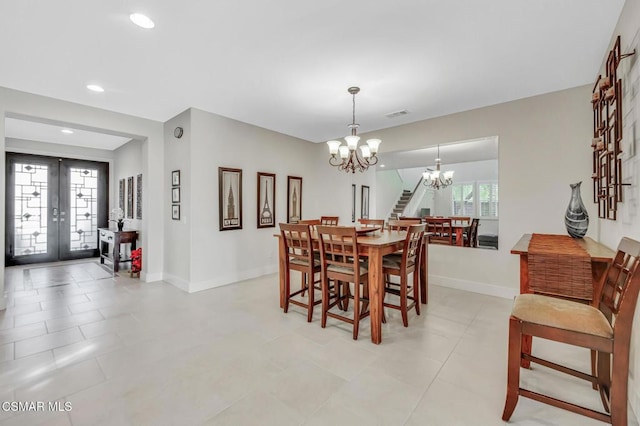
290;257;321;268
382;253;415;270
327;263;368;275
512;294;613;338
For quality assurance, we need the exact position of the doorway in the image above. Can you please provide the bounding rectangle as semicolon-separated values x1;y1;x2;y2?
5;153;108;265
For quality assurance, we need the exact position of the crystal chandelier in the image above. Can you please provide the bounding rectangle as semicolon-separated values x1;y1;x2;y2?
423;145;454;190
326;87;381;173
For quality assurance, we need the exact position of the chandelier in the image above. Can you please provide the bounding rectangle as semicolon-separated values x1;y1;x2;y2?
326;87;381;173
423;145;454;190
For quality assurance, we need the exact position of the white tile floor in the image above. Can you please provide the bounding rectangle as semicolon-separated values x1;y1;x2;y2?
1;260;638;425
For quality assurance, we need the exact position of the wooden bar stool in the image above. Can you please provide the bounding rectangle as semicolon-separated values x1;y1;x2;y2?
502;237;640;425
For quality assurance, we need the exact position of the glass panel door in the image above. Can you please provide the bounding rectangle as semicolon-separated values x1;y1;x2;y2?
5;153;108;266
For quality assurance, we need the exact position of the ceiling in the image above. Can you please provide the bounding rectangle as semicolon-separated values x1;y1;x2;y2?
0;1;625;145
377;137;498;171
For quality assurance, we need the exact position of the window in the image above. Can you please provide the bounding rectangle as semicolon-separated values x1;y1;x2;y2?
451;183;474;216
479;181;498;218
451;181;498;218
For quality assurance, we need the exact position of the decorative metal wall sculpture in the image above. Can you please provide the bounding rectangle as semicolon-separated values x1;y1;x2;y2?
591;35;635;220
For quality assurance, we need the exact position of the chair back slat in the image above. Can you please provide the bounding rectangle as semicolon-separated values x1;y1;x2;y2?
317;226;361;278
424;217;453;245
388;218;421;231
598;237;640;334
359;218;384;228
280;223;314;265
320;216;339;226
401;224;427;271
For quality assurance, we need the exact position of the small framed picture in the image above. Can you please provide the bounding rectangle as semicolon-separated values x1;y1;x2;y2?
351;184;356;223
219;167;243;231
287;176;302;223
172;170;180;186
172;204;180;220
361;185;370;219
172;187;180;203
257;172;276;228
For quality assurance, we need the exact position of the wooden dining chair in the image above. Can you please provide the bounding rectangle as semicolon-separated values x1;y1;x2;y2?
320;216;339;226
449;216;470;225
502;237;640;426
464;218;480;247
382;224;426;326
424;217;453;245
279;223;322;322
359;218;384;228
388;218;421;231
316;225;369;340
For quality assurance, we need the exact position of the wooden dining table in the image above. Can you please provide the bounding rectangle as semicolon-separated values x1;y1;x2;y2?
275;228;429;344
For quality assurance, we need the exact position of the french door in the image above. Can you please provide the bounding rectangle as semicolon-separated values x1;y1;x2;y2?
5;153;108;266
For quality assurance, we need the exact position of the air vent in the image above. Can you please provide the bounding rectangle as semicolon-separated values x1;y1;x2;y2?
385;109;410;119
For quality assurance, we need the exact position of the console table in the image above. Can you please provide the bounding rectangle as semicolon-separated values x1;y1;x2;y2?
98;228;138;273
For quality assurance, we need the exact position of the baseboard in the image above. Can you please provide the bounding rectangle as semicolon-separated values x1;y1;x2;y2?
163;273;190;292
161;265;279;294
430;274;518;300
188;264;279;293
141;272;163;283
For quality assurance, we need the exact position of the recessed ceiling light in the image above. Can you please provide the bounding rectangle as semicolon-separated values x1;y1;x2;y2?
61;129;74;134
380;164;385;168
130;13;155;29
86;84;104;92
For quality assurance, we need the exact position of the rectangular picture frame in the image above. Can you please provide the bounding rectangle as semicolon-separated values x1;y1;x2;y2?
257;172;276;228
219;167;243;231
361;185;370;219
172;187;180;203
287;176;302;223
127;176;134;219
119;178;125;212
172;204;180;220
351;184;356;223
171;170;180;186
136;174;142;220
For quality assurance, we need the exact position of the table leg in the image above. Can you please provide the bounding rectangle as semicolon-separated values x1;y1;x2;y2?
278;236;286;309
113;242;121;273
368;246;383;344
456;228;463;246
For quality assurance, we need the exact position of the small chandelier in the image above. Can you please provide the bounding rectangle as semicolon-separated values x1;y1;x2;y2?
327;87;381;173
423;145;454;190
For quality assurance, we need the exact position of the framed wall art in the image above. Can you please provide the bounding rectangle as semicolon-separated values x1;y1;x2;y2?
172;187;180;203
287;176;302;223
361;185;370;219
119;178;125;212
127;176;134;219
351;184;356;223
136;174;142;219
171;170;180;186
219;167;242;231
257;172;276;228
172;204;180;220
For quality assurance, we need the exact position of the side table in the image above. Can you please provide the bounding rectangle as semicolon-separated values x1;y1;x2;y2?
98;228;139;273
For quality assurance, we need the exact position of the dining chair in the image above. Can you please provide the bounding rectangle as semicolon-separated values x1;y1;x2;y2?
316;225;369;340
279;223;322;322
449;216;471;225
382;223;426;326
298;219;321;231
424;217;453;245
320;216;339;225
358;218;384;228
388;218;421;231
502;237;640;426
464;218;480;247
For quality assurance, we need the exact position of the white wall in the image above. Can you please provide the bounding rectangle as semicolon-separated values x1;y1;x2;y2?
0;86;165;308
376;170;403;221
113;139;143;235
594;0;640;419
5;137;115;163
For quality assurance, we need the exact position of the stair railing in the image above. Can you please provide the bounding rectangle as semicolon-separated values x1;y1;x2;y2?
400;176;426;217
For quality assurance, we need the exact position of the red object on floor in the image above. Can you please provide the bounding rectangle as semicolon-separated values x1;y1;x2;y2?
131;247;142;278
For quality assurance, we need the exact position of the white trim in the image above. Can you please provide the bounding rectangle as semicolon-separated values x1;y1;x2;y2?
188;264;279;293
163;273;189;292
430;274;517;299
142;272;163;283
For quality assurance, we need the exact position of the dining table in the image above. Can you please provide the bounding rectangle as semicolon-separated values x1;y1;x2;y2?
275;227;430;344
450;223;470;246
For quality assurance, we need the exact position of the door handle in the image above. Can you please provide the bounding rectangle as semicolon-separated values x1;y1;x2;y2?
52;208;58;217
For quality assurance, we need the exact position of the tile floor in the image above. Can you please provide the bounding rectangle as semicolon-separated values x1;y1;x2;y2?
0;260;638;425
